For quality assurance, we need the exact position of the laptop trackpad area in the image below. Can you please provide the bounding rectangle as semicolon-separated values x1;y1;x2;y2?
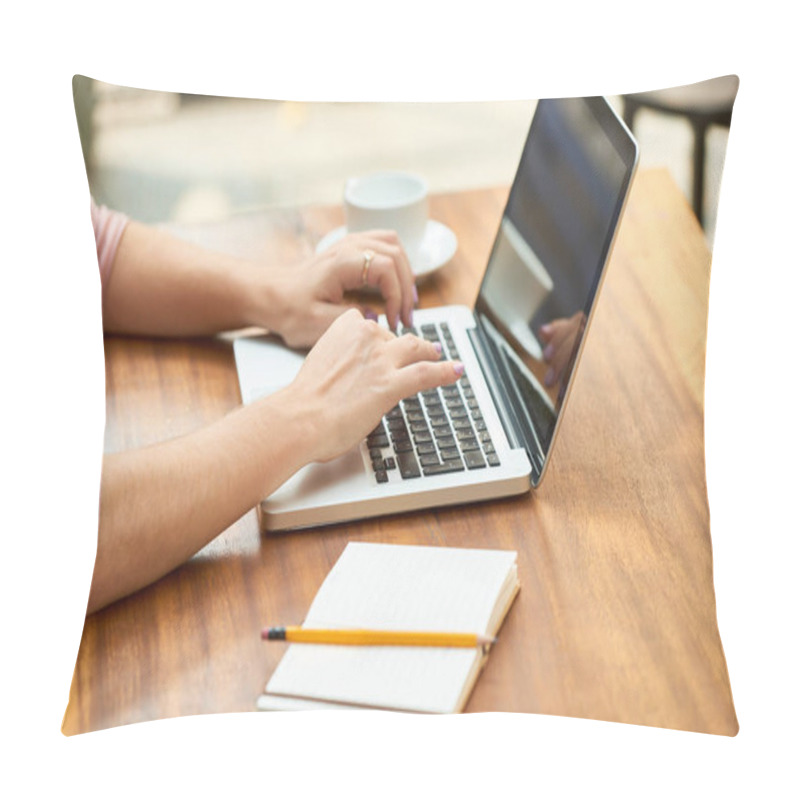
233;334;305;404
269;447;367;507
233;335;371;508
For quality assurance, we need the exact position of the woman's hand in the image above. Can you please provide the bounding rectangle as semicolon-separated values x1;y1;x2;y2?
261;230;417;349
539;311;586;388
273;308;463;465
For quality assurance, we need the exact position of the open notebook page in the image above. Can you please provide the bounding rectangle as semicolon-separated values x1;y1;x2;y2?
264;542;518;713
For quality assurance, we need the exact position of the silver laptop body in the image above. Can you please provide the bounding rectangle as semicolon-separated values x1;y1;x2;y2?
234;96;638;531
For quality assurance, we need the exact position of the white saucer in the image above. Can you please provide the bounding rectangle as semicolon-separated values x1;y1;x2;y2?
315;220;458;280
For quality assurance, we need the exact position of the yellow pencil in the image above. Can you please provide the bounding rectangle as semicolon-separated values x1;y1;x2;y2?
261;626;496;648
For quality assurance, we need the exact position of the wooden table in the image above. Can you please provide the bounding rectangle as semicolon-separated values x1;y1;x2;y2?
62;169;738;736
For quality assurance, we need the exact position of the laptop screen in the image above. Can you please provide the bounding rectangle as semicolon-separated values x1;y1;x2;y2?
473;96;638;483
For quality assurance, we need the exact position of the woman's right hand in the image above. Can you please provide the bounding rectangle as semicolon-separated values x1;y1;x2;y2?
274;308;463;465
539;311;586;388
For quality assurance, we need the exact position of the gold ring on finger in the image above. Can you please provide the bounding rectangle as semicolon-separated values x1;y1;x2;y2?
361;249;375;287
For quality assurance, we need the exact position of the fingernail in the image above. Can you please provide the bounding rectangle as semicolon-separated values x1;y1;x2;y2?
413;285;419;303
453;362;465;377
544;368;555;387
433;342;442;354
543;343;554;360
364;309;378;322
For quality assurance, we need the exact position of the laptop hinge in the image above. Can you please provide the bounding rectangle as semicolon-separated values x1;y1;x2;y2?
467;315;543;484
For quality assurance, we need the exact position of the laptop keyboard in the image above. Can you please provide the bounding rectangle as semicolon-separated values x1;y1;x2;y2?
365;322;501;483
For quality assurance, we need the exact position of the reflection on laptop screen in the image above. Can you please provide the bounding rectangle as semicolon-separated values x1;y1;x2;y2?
474;96;637;479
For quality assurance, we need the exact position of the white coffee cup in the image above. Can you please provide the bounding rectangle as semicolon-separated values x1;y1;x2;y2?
344;171;429;258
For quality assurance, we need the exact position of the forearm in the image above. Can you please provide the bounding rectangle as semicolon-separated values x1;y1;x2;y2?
90;388;314;613
101;221;281;337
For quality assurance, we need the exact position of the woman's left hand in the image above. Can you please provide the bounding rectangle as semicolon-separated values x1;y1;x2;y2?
258;229;417;348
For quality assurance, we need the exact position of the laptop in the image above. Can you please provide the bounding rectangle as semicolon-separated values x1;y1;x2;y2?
234;96;639;531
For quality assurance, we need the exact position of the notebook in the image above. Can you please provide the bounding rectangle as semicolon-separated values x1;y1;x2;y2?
257;542;520;713
234;96;639;530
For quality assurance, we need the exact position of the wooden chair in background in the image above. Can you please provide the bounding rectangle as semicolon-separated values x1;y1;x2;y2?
621;75;739;228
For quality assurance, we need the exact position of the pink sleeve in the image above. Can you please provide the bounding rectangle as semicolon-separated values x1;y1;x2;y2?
91;198;129;291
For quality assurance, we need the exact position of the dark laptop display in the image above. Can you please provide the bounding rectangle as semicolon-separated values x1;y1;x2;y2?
473;97;638;483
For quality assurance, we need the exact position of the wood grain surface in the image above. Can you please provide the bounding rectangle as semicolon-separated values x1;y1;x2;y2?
62;169;738;736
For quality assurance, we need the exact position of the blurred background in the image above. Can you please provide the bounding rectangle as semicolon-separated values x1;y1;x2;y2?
73;76;733;245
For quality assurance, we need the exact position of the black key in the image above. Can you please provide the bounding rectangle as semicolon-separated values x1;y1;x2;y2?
449;407;469;419
479;430;493;444
474;420;487;432
434;428;454;442
470;409;483;421
386;406;403;419
410;420;431;433
406;410;426;423
419;453;440;467
464;450;486;469
441;386;460;398
460;438;480;452
486;453;501;467
462;388;475;399
428;415;448;427
393;439;413;453
369;447;384;460
437;435;456;449
403;397;422;409
453;418;473;431
440;447;461;461
367;433;389;448
416;442;436;455
371;458;384;472
413;430;433;443
384;457;396;470
424;401;444;415
467;397;480;409
397;449;421;479
387;417;408;432
375;469;389;483
422;460;465;476
456;429;475;442
445;397;465;409
482;442;495;454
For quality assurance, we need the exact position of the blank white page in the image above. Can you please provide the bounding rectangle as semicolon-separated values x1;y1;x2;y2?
265;542;518;713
